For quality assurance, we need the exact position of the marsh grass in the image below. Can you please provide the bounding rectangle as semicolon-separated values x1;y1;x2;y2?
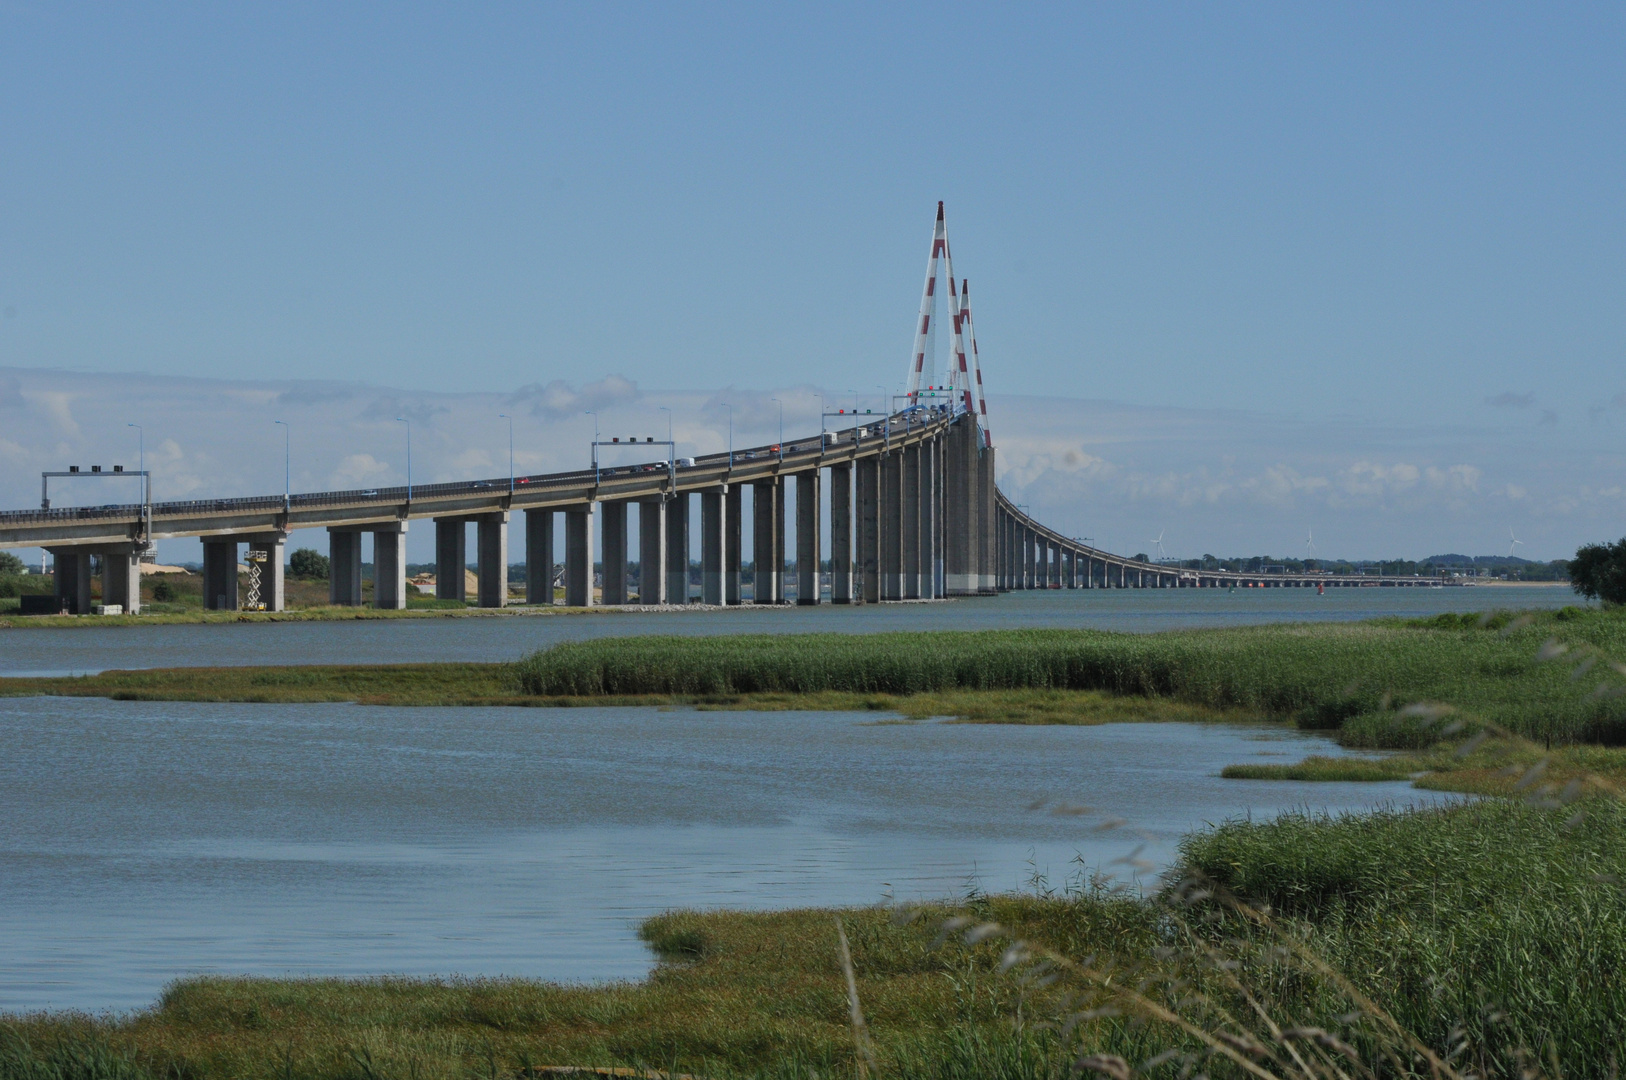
1219;755;1417;782
515;607;1626;746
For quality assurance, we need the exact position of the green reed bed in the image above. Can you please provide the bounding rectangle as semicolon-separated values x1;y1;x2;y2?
517;607;1626;746
3;798;1618;1080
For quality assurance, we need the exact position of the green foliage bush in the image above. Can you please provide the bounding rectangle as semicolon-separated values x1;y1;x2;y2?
0;575;53;600
0;552;26;576
1569;536;1626;605
289;548;329;579
150;580;177;603
1181;799;1626;1070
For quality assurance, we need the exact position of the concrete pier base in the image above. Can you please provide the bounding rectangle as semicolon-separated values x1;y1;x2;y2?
525;509;554;605
435;518;466;601
665;495;689;603
565;503;596;607
328;529;364;606
101;548;142;614
247;535;286;611
701;490;723;605
796;470;820;604
639;499;667;604
752;478;782;604
601;501;628;605
829;464;852;604
372;524;408;610
724;485;742;605
879;452;902;601
476;513;507;608
857;456;879;603
202;539;239;610
902;446;921;599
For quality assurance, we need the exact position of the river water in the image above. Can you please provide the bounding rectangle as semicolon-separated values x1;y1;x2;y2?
1;695;1458;1013
0;584;1580;676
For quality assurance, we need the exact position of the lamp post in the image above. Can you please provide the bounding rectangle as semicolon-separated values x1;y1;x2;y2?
585;411;599;484
770;397;784;463
722;403;733;471
498;414;514;496
273;420;290;513
127;423;146;507
395;417;411;502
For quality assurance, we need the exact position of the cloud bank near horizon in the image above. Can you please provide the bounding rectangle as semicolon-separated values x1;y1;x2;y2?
0;366;1617;565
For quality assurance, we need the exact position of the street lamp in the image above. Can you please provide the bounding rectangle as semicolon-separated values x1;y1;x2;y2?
395;417;411;502
770;397;784;463
722;403;733;470
498;414;514;496
585;410;599;484
273;420;290;513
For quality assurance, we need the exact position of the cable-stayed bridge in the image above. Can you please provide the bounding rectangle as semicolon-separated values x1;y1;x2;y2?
0;206;1453;614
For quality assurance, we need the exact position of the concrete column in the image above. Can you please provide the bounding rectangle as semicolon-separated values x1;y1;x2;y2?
50;548;91;614
977;442;997;594
943;418;979;596
99;548;142;614
434;518;466;601
857;455;880;603
1049;542;1062;588
829;464;853;604
601;501;629;604
1025;529;1038;589
639;499;667;604
902;445;921;599
202;539;239;610
724;485;743;605
934;436;947;597
525;509;554;605
372;525;407;610
565;503;596;607
752;478;782;604
328;529;363;606
796;470;820;605
920;440;938;598
666;495;690;603
994;513;1005;592
476;513;507;608
247;538;286;611
701;490;723;605
879;452;903;601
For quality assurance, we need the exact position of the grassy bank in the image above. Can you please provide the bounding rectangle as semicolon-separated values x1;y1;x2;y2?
516;607;1626;746
3;798;1618;1079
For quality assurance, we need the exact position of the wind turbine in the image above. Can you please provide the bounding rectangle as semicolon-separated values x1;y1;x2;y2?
1508;527;1525;560
1150;529;1167;562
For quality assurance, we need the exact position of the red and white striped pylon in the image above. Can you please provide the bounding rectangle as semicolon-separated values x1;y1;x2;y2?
904;202;985;442
905;202;948;400
959;279;992;447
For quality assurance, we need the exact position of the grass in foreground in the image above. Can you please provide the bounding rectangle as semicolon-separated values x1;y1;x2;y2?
4;798;1620;1080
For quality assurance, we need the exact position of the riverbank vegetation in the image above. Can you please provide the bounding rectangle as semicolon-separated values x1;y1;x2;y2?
1;795;1618;1079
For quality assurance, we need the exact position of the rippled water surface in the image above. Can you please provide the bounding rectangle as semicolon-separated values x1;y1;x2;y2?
0;696;1459;1013
0;584;1579;676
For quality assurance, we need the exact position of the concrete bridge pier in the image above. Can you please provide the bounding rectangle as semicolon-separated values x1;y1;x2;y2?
977;444;997;594
932;438;946;596
920;441;938;598
47;548;90;614
525;509;554;605
601;501;629;605
434;518;467;601
202;539;239;610
880;453;903;601
857;456;880;602
565;503;596;607
725;485;743;605
753;478;783;604
829;464;853;604
476;513;507;608
328;528;364;606
665;495;689;603
796;471;820;605
942;418;980;597
245;533;286;611
639;499;666;604
372;522;408;610
701;490;723;605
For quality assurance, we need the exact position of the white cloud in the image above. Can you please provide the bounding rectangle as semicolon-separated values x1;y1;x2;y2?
330;453;391;489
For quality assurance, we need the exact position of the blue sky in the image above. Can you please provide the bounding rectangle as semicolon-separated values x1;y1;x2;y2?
1;4;1623;560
